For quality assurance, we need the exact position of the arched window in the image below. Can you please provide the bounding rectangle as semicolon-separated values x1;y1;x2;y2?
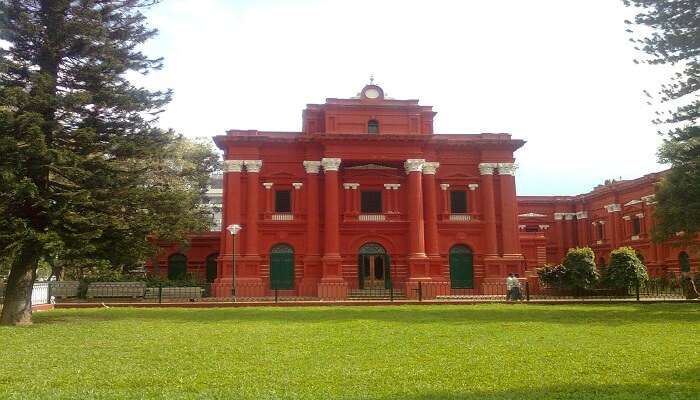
367;119;379;134
359;243;386;255
449;245;474;289
270;244;294;289
168;254;187;280
358;243;390;289
679;251;691;273
205;253;218;283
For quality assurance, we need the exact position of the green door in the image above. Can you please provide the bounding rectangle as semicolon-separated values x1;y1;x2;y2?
449;246;473;288
270;245;294;289
680;252;691;273
206;253;218;283
168;254;187;280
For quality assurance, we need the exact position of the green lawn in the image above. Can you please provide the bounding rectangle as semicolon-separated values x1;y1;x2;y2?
1;304;699;399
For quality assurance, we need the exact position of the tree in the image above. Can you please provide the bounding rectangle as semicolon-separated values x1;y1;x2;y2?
624;1;700;242
562;247;599;291
0;1;218;325
604;247;649;289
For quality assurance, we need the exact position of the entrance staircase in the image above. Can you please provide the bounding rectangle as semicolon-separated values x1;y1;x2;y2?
347;288;406;301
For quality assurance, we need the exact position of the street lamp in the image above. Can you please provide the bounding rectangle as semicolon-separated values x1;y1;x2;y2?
226;224;242;301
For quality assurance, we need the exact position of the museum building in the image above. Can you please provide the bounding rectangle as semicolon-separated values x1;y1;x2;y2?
151;83;698;299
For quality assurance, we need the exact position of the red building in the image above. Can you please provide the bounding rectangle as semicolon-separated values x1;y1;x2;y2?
517;171;698;277
151;84;698;298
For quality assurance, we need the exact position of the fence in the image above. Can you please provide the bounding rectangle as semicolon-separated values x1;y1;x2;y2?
440;280;688;302
0;278;694;307
0;281;52;309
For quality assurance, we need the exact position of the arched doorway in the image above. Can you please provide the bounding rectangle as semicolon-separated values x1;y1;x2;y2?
449;245;473;288
168;254;187;280
270;244;294;289
358;243;391;289
205;253;218;283
679;251;690;273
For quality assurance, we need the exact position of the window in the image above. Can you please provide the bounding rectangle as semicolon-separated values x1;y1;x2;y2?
361;191;382;213
632;216;641;236
597;223;604;240
367;119;379;134
275;190;291;213
450;190;468;214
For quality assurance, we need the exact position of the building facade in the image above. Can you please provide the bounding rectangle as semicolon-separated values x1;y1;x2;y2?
517;171;698;277
150;84;698;298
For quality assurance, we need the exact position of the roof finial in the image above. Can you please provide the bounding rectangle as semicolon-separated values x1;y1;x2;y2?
369;74;374;85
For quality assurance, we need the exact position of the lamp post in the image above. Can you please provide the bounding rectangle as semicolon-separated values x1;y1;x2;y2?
226;224;242;302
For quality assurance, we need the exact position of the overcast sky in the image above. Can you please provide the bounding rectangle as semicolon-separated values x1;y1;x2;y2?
133;0;670;196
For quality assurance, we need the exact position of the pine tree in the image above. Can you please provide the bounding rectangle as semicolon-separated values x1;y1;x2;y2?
0;1;218;325
624;1;700;242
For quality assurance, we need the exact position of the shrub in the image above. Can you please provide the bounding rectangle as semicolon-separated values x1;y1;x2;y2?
604;246;648;289
562;247;599;290
537;264;567;289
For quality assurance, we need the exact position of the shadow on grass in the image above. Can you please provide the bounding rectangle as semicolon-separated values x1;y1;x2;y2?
32;303;700;327
17;378;698;400
368;381;698;400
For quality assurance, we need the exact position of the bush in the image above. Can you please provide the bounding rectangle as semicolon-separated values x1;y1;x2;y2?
537;247;599;291
562;247;599;290
604;246;648;289
537;264;568;289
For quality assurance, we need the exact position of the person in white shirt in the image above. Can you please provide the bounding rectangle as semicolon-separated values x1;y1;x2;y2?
506;273;516;301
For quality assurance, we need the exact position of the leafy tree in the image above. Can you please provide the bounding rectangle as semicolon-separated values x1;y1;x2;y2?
0;1;218;325
624;1;700;242
562;247;599;290
604;246;649;289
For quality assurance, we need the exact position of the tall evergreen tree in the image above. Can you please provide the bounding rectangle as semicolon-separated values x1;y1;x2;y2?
0;1;218;325
623;1;700;243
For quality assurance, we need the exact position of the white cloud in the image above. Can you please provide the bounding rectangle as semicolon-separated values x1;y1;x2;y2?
131;0;670;195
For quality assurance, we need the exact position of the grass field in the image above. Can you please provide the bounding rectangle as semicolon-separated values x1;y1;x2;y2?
1;304;699;399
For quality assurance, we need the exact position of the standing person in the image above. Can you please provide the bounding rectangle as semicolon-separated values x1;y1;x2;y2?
512;274;523;301
506;273;515;301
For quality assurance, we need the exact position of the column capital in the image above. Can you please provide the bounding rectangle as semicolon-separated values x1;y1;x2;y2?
636;212;644;218
262;182;273;190
554;212;565;221
243;160;263;173
622;215;631;221
575;211;588;219
303;160;322;174
478;162;498;175
422;161;440;175
497;162;518;176
321;158;341;172
440;183;450;191
384;183;400;190
564;213;574;221
468;183;479;191
404;159;426;174
604;203;622;213
343;183;359;190
223;160;244;173
292;182;303;189
641;194;656;205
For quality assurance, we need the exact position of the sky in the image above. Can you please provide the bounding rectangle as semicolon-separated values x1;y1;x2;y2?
132;0;672;196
